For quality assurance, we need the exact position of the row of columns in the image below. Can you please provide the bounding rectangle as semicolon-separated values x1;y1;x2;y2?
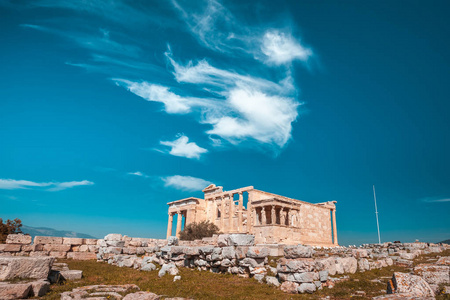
253;205;297;226
166;210;186;238
213;191;246;233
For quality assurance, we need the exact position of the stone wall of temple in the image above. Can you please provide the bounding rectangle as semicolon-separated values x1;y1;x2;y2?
166;184;339;247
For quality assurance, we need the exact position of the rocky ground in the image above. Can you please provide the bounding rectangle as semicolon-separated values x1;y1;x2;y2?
1;233;449;299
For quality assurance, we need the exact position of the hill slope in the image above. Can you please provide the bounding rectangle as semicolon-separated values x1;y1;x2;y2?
21;225;97;239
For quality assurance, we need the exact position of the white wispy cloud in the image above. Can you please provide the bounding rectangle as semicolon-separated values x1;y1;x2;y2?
118;49;301;148
126;171;150;178
15;0;312;153
0;179;94;191
160;135;208;159
422;197;450;203
171;0;312;66
162;175;212;191
261;30;312;65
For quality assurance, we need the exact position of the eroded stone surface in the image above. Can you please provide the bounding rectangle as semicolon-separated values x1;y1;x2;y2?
387;272;435;298
0;256;54;280
0;282;32;300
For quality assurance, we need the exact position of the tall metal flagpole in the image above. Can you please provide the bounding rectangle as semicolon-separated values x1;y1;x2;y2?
373;185;381;244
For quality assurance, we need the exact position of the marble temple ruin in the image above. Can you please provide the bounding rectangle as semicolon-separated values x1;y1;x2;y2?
167;184;338;247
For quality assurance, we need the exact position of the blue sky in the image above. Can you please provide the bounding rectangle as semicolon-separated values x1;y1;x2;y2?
1;0;449;245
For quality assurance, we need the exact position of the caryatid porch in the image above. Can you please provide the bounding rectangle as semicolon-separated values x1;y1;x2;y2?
166;184;339;247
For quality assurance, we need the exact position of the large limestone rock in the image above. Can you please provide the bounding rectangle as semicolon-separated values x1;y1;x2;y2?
123;291;161;299
336;257;358;274
227;234;255;246
158;263;178;277
414;263;449;285
315;257;337;275
247;246;270;258
387;272;435;298
0;282;32;300
6;234;32;245
0;256;54;280
34;236;63;244
437;256;450;266
297;282;316;293
167;236;179;246
63;238;84;245
280;281;299;294
30;279;50;297
284;245;314;258
67;252;97;260
104;233;123;241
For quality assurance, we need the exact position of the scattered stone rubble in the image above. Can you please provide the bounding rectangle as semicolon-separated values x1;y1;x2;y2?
0;234;86;299
94;233;449;296
60;284;192;299
1;233;448;298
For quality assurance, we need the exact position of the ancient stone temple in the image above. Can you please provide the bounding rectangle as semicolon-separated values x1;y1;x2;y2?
166;184;338;247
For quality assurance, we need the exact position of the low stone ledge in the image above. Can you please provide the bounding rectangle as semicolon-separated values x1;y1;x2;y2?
34;236;63;245
6;234;32;245
0;256;54;280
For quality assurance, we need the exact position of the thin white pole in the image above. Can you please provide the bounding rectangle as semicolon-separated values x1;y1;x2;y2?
373;185;381;244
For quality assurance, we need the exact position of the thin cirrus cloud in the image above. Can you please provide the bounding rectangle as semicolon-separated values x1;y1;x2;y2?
171;0;312;65
115;48;300;147
0;179;94;192
162;175;212;191
15;0;313;153
160;135;208;159
421;197;450;203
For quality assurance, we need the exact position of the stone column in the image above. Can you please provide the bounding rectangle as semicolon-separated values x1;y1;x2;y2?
332;208;338;245
261;206;267;225
271;205;276;224
246;192;253;233
229;194;234;232
237;192;243;232
285;208;290;226
166;212;173;238
220;200;225;232
280;208;286;225
176;211;182;238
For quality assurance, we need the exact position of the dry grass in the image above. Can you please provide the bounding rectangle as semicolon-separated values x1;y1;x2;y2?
37;249;449;300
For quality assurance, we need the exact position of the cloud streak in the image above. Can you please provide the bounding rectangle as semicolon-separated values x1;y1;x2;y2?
421;197;450;203
162;175;212;191
0;179;94;191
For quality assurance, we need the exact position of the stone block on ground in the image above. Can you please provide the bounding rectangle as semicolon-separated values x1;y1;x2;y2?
298;282;316;293
67;252;97;260
123;291;161;299
158;263;178;277
60;270;83;280
44;244;71;252
280;281;299;294
217;234;229;247
0;244;21;252
167;236;179;246
284;245;314;258
30;279;50;297
265;276;280;287
387;272;435;298
227;234;255;246
0;282;32;300
6;234;32;245
414;263;449;285
34;236;63;244
0;256;54;280
63;238;84;245
104;233;123;241
247;246;270;258
437;256;450;266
